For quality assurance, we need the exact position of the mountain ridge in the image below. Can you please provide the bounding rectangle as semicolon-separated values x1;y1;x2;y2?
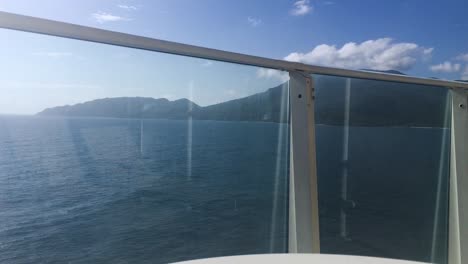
38;77;450;127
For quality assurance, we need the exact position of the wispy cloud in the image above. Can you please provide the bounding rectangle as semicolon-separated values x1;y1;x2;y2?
323;1;335;5
429;52;468;79
462;66;468;80
423;48;434;56
92;12;131;23
247;17;262;27
290;0;313;16
118;4;138;10
456;53;468;62
430;61;461;73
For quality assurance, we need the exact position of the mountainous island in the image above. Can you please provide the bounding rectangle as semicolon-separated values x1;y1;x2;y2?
37;74;450;127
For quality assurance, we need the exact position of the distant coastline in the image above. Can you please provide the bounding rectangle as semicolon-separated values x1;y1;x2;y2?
37;84;290;124
37;78;451;127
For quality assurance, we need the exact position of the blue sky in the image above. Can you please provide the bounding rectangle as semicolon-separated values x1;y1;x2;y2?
0;0;467;114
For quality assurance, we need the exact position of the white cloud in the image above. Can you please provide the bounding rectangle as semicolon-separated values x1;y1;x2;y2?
323;1;335;5
462;66;468;80
283;38;431;71
423;48;434;56
291;0;313;16
118;4;138;10
456;53;468;62
92;12;131;23
430;61;461;73
247;17;262;27
429;52;468;79
257;68;289;82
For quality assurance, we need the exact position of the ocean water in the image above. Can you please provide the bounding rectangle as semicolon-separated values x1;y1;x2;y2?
0;116;289;263
316;125;450;264
0;116;449;263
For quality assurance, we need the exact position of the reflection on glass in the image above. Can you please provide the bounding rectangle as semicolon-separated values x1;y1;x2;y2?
314;74;450;264
0;29;290;263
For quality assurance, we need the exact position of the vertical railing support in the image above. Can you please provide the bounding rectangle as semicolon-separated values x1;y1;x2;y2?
449;88;468;264
288;71;320;253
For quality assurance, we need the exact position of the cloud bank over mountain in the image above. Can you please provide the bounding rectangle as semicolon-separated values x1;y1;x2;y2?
284;38;432;71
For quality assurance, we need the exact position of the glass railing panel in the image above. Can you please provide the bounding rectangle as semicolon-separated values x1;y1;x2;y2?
313;74;450;264
0;29;290;263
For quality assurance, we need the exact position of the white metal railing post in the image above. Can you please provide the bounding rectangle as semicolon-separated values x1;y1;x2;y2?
288;71;320;253
449;89;468;264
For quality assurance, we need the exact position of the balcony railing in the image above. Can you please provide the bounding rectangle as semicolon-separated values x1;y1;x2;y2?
0;11;467;264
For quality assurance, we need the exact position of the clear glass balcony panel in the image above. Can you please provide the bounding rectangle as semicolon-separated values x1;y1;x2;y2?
313;74;450;264
0;29;290;263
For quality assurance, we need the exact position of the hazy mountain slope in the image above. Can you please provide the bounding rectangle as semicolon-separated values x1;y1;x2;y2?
37;97;200;119
314;75;449;127
192;83;289;123
38;77;449;127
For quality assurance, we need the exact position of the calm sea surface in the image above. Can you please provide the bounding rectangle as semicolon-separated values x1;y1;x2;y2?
0;116;449;263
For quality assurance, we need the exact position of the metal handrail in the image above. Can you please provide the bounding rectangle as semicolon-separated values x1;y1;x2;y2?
1;11;467;90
